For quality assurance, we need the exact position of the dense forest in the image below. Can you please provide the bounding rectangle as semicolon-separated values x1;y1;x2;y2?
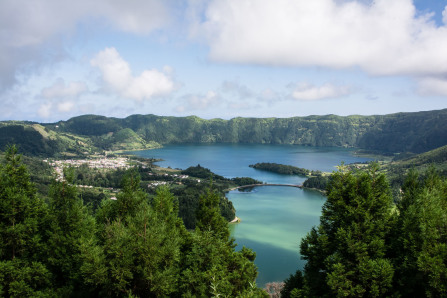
0;146;267;297
249;162;322;176
2;109;447;296
2;147;447;296
282;164;447;297
2;108;447;157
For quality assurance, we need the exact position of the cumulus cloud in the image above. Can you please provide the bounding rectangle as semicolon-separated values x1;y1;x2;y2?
291;83;351;101
176;91;220;112
91;47;174;101
417;77;447;96
37;99;76;119
37;102;53;119
41;78;87;99
0;0;169;88
221;80;254;98
260;88;281;102
198;0;447;77
57;101;75;112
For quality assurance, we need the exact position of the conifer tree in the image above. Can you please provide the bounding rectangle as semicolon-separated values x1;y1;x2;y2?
95;169;146;225
0;145;51;296
395;167;447;297
181;186;265;297
195;186;230;240
298;163;395;297
44;168;97;295
82;180;185;297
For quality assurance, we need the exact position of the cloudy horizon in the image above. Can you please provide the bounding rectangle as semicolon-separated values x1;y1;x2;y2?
1;0;447;122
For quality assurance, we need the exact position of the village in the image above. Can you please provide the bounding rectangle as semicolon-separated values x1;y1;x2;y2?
43;156;195;190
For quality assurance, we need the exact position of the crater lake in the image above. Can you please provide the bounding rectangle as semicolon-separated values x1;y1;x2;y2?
130;143;372;286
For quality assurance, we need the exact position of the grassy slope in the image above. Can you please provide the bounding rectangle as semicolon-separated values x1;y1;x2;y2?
2;109;447;157
382;144;447;188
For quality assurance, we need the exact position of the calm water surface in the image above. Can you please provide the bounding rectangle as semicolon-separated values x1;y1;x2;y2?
131;144;371;286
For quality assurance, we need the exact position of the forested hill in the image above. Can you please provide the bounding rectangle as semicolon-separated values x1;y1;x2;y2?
1;109;447;156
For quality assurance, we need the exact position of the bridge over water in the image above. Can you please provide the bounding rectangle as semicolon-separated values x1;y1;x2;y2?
226;183;303;192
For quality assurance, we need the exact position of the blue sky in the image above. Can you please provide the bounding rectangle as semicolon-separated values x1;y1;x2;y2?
1;0;447;122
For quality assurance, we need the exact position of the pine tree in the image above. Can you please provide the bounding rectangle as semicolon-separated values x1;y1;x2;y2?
395;167;447;297
0;145;51;296
181;186;264;297
44;167;97;295
82;181;185;297
299;163;395;297
95;169;146;225
195;185;230;240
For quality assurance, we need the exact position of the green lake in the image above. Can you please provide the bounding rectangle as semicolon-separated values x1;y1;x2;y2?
131;143;372;286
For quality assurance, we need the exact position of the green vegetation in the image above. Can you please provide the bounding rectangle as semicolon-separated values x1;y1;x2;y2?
299;144;447;194
382;144;447;188
19;155;258;230
181;164;226;180
0;146;266;297
302;175;331;191
283;164;447;297
3;108;447;157
250;162;322;176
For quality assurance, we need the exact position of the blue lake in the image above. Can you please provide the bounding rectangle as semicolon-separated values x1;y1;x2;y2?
131;143;372;286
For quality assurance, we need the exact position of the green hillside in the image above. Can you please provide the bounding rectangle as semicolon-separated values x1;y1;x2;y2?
58;109;447;154
0;122;96;156
2;109;447;157
382;144;447;189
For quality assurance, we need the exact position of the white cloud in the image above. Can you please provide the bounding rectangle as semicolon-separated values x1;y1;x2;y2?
41;78;87;99
38;102;52;119
417;77;447;96
198;0;447;77
176;91;220;111
221;80;254;98
443;6;447;25
91;47;174;101
0;0;169;88
57;101;75;112
291;83;351;101
260;88;281;102
37;99;75;119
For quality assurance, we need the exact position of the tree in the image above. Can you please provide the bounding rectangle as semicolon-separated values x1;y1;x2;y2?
180;186;264;297
394;167;447;297
195;185;230;240
95;169;147;225
43;168;97;295
82;184;185;297
298;163;395;297
0;145;47;260
0;145;51;296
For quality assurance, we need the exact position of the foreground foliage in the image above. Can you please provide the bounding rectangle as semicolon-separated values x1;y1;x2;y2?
283;164;447;297
0;146;264;297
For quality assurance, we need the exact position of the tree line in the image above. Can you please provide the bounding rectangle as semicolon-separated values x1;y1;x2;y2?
0;146;267;297
282;163;447;297
2;143;447;297
249;162;322;177
3;108;447;157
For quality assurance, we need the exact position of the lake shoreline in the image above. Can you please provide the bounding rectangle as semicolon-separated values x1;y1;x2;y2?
230;216;241;223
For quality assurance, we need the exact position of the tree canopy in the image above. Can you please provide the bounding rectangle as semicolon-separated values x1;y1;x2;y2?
0;147;264;297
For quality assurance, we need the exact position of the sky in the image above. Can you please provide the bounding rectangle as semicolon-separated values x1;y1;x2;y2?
1;0;447;122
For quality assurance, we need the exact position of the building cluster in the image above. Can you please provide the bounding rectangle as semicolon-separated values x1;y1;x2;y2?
146;173;195;188
44;157;132;181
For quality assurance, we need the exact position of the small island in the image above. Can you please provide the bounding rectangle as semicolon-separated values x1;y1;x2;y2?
249;162;322;177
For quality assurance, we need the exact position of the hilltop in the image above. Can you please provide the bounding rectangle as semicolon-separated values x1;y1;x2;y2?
1;108;447;157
